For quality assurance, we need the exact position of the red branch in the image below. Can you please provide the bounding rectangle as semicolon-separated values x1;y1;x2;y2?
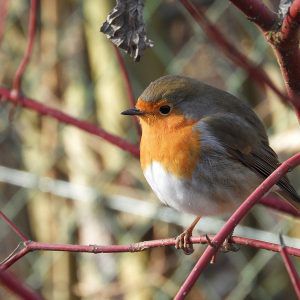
0;87;140;157
229;0;300;115
0;270;43;300
280;235;300;298
12;0;37;94
1;235;300;271
280;1;300;42
0;211;28;242
113;46;141;136
229;0;278;31
179;0;288;104
260;195;300;217
113;46;136;109
273;0;300;112
175;153;300;299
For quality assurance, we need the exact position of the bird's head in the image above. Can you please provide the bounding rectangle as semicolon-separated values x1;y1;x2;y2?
121;75;200;128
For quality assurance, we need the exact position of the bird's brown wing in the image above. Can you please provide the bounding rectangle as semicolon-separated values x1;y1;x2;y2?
200;113;300;205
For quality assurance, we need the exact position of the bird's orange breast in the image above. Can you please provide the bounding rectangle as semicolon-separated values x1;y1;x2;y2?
137;100;200;178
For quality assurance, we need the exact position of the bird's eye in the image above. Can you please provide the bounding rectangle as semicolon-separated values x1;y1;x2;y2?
159;105;172;115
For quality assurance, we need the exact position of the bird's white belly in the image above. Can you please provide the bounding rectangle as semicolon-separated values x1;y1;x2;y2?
143;161;220;215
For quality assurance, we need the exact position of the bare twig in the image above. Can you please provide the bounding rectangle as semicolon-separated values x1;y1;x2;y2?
0;211;28;242
175;153;300;299
229;0;278;31
113;46;136;109
12;0;37;94
0;87;140;157
279;234;300;298
260;195;300;217
1;235;300;271
0;270;43;300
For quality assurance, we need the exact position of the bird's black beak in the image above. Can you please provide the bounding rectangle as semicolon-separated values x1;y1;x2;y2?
121;108;145;116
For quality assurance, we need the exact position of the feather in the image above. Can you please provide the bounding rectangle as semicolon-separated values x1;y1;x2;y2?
200;113;300;206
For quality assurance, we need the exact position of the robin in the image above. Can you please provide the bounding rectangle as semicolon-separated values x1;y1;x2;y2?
121;75;300;254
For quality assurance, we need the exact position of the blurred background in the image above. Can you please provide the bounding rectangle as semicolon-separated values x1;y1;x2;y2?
1;0;300;299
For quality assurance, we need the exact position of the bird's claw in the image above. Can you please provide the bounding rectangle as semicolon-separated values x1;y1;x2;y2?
175;230;194;255
206;234;240;253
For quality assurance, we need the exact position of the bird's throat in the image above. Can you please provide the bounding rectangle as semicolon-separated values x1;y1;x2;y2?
140;117;200;178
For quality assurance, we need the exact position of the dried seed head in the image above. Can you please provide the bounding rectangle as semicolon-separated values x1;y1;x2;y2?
100;0;154;62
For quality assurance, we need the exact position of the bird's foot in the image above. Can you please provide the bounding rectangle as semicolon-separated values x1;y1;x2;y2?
205;233;240;263
175;216;201;255
175;229;194;255
206;234;240;253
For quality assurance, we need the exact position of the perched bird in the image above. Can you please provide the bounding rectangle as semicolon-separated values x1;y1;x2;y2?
122;75;300;253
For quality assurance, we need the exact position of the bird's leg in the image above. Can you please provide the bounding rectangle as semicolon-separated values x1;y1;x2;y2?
175;216;201;255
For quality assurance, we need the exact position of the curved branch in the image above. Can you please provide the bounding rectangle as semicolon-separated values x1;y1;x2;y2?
0;87;140;157
175;153;300;299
